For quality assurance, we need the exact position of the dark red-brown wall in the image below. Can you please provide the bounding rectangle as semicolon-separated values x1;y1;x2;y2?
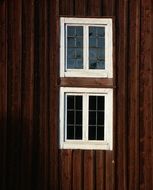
0;0;153;190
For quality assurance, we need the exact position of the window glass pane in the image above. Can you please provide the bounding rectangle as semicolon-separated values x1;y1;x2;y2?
67;26;83;69
67;111;74;124
89;96;105;140
97;126;104;140
89;96;96;110
66;95;82;140
97;112;104;125
89;27;105;70
76;111;82;124
67;125;74;139
67;95;74;109
89;126;96;140
75;125;82;139
67;26;75;36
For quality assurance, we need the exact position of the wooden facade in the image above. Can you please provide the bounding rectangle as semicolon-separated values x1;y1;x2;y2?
0;0;153;189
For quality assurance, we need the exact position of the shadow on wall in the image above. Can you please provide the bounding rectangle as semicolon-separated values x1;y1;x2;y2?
0;116;42;190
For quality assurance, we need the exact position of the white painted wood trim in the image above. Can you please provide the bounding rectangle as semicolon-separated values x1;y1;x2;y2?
59;87;113;150
60;17;113;78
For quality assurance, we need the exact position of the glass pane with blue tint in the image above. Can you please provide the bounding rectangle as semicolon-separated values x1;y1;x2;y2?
89;27;96;37
76;48;83;59
67;48;75;59
97;27;105;37
97;61;105;69
89;60;97;69
67;59;75;69
67;26;83;69
76;26;83;36
89;48;97;59
89;27;105;70
76;38;83;47
98;38;105;48
67;37;75;47
98;49;105;59
89;38;97;48
67;26;75;36
75;59;83;69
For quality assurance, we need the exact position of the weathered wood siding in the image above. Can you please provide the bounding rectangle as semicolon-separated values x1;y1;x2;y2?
0;0;153;190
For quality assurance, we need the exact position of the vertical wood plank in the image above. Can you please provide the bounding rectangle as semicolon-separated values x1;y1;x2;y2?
0;1;7;190
139;0;153;189
59;0;74;15
21;0;34;189
74;0;86;16
105;152;113;190
95;151;105;190
86;0;102;16
101;0;115;16
115;0;129;189
49;0;59;189
6;0;22;189
84;150;95;190
72;150;83;190
60;150;73;190
127;0;140;189
39;0;49;189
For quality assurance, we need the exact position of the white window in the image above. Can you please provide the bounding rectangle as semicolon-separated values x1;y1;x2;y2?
60;17;113;78
59;87;113;150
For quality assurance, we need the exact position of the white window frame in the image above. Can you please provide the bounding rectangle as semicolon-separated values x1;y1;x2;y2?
59;87;113;150
60;17;113;78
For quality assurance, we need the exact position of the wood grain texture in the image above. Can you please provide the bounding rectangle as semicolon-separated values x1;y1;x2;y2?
49;0;59;189
21;0;34;189
0;0;153;190
127;0;140;190
115;0;128;190
59;78;114;88
6;1;22;189
139;0;153;189
0;1;7;190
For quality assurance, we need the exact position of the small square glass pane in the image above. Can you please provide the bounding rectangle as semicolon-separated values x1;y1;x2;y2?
97;27;105;37
67;26;75;36
67;59;75;69
89;111;96;125
97;96;105;110
67;111;74;124
89;126;96;140
97;126;104;140
97;112;104;125
67;37;75;47
67;96;74;109
76;96;82;110
76;111;82;124
75;125;82;139
67;125;74;139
